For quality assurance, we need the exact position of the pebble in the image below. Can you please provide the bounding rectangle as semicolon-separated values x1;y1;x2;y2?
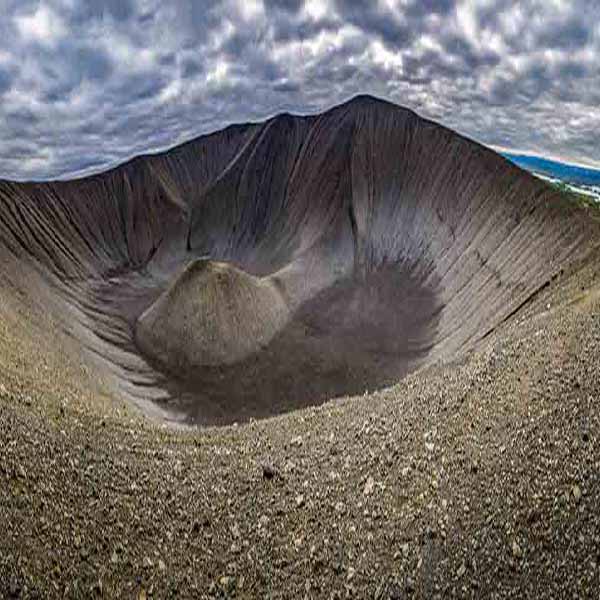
262;463;278;480
511;540;523;559
9;577;20;598
258;515;270;528
363;476;375;496
219;576;235;592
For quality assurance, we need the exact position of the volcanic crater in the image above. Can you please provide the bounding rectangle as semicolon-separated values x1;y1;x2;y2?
0;95;594;426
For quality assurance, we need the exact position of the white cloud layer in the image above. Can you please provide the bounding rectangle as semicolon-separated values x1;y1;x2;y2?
0;0;598;179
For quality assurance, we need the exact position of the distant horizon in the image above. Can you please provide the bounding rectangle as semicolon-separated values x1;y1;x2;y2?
501;150;600;184
496;148;600;173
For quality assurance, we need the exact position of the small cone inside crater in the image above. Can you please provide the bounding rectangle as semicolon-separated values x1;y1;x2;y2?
135;259;290;370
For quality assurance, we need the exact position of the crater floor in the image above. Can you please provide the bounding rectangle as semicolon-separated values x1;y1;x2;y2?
135;261;441;425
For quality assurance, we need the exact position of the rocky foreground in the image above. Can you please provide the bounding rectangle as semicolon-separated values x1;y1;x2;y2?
1;246;600;599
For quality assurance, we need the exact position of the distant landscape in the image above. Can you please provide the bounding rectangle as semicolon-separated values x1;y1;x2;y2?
504;152;600;202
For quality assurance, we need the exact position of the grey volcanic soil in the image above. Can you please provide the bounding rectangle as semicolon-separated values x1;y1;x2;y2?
1;96;600;598
1;242;600;599
140;264;440;425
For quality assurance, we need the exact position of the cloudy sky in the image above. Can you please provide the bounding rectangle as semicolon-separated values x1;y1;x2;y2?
0;0;599;180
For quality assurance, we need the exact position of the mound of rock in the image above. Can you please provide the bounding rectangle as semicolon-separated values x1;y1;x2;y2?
135;259;289;370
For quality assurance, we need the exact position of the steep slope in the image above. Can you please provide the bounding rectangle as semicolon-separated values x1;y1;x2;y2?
0;95;597;425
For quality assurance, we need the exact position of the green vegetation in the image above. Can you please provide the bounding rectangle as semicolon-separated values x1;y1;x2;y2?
552;180;600;211
549;180;600;223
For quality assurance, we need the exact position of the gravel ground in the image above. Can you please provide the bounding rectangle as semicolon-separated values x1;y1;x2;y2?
1;249;600;599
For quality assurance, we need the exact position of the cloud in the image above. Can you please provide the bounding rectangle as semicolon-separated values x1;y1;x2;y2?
0;0;599;179
69;0;136;24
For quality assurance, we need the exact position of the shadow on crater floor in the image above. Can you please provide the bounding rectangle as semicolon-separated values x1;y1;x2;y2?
138;264;442;426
